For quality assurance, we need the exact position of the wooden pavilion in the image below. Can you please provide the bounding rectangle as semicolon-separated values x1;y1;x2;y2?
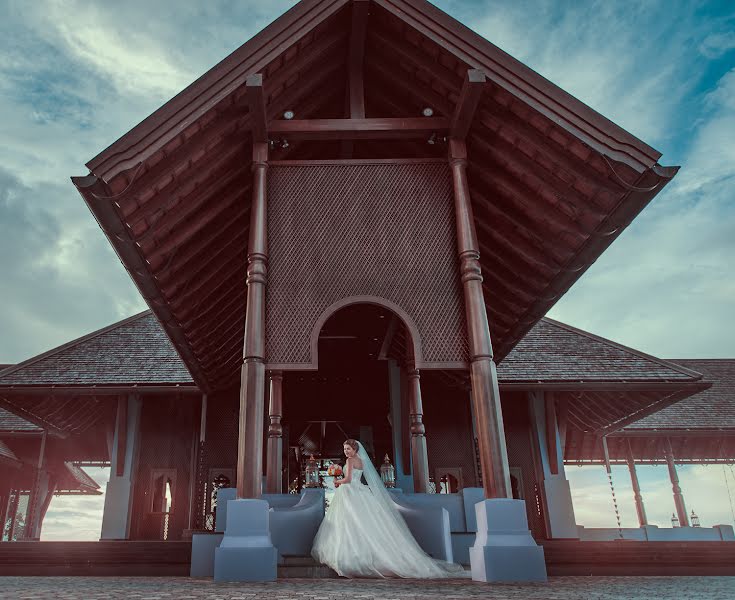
1;312;726;545
4;0;731;580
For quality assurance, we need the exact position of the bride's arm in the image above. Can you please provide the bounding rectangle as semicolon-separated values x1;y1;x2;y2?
335;458;352;487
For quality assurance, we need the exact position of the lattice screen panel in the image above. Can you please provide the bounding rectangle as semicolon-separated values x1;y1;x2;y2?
266;161;468;368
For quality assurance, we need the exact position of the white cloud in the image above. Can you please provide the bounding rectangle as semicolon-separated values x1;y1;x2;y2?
41;467;110;541
548;64;735;358
451;0;704;146
700;31;735;59
568;464;735;530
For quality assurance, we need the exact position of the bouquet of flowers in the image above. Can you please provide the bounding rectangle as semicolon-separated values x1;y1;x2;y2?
327;462;343;477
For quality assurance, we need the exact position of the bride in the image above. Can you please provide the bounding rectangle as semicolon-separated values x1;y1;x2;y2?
311;439;467;578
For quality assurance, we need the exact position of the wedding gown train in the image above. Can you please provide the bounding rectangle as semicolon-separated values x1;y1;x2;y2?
311;448;467;578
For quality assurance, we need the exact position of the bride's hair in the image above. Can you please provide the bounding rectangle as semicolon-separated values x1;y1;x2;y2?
343;439;359;452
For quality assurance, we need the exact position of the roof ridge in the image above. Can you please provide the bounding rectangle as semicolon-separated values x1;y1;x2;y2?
0;310;153;383
540;317;704;381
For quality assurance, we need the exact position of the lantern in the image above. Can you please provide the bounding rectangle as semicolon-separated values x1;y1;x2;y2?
671;512;679;528
691;510;701;527
305;455;320;488
380;454;396;488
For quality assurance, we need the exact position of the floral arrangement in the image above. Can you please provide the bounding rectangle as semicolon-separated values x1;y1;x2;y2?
327;462;343;477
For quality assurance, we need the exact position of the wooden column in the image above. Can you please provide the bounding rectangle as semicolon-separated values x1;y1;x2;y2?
626;441;648;527
115;396;128;477
0;483;10;536
449;138;511;499
545;393;559;475
25;429;47;539
407;365;430;493
6;491;19;541
236;71;269;498
665;439;689;526
266;371;284;494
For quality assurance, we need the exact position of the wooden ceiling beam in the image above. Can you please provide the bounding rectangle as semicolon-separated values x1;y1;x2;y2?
468;129;608;222
134;159;247;248
267;52;347;122
451;69;486;140
158;225;248;298
119;109;250;221
468;152;587;243
207;323;248;361
154;201;250;284
247;74;268;144
183;288;247;343
146;187;247;266
168;247;247;310
265;29;347;107
268;117;448;140
472;187;568;269
475;100;621;198
364;53;453;115
474;211;557;282
367;26;463;92
174;270;247;324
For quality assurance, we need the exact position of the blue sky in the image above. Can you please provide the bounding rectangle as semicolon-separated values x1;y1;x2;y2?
0;0;733;539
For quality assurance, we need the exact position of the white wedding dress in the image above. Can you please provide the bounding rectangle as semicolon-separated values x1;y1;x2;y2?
311;442;467;578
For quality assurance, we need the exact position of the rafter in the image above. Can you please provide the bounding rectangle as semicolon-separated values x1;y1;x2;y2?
451;69;486;139
247;73;268;143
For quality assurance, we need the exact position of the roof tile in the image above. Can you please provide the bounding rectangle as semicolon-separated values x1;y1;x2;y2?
0;312;194;386
0;407;41;432
626;359;735;430
498;318;699;383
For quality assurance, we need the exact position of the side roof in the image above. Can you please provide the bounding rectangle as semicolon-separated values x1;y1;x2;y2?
0;312;194;388
1;311;706;389
499;318;704;384
626;359;735;430
0;407;42;432
0;438;21;466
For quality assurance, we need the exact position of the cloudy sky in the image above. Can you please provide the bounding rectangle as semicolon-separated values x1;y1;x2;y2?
0;0;733;539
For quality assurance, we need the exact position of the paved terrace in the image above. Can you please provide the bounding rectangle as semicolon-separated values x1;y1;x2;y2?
0;577;733;600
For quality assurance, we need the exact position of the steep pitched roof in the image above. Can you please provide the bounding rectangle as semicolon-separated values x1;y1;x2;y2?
0;312;194;388
0;438;21;466
0;407;42;432
626;359;735;430
499;318;703;384
73;0;677;393
58;462;102;494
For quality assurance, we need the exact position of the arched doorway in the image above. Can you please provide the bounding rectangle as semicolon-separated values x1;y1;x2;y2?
283;302;412;492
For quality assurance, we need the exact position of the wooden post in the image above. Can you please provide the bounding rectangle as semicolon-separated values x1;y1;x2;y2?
266;371;284;494
236;98;269;500
545;393;559;475
449;137;511;499
626;440;648;527
0;483;10;537
25;429;47;539
407;365;430;493
6;491;19;541
115;396;128;477
665;439;689;526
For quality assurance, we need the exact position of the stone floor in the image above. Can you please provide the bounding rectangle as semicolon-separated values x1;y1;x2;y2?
0;577;734;600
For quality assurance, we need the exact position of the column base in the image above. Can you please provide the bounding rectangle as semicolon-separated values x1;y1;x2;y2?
100;477;133;540
213;499;277;582
543;477;579;539
470;499;547;583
